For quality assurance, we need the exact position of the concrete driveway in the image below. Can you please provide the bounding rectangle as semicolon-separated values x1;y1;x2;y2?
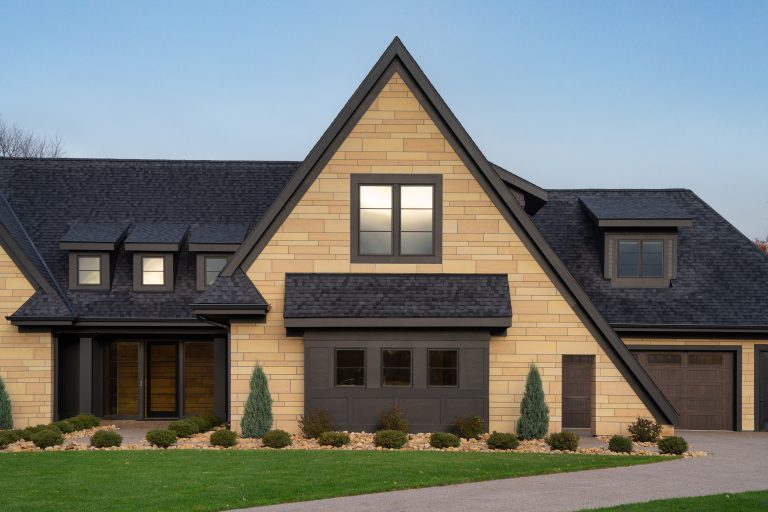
236;431;768;512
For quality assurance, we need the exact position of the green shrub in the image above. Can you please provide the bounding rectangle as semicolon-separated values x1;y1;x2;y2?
658;436;688;455
374;429;408;449
65;416;85;431
21;424;57;440
146;429;177;448
516;364;549;440
608;435;633;453
262;429;292;449
67;414;101;430
487;432;519;450
204;414;222;428
317;431;350;447
627;418;663;442
210;429;238;448
454;415;484;440
168;419;199;438
0;429;21;448
91;430;122;448
378;404;409;433
545;431;579;451
32;429;64;449
188;416;212;433
0;375;12;430
242;365;273;438
299;408;334;439
429;432;460;449
53;420;75;434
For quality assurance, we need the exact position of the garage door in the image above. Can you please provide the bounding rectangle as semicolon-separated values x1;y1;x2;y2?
633;351;734;430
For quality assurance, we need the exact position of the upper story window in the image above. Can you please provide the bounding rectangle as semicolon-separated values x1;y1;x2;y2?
617;240;663;278
195;254;229;290
604;233;677;288
132;253;174;292
78;255;102;285
351;174;442;263
68;253;110;290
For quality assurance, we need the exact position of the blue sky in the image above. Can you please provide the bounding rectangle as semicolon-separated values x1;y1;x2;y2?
1;1;766;238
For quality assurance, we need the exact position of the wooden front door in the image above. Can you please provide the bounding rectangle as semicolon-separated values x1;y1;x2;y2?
563;355;593;429
145;342;179;418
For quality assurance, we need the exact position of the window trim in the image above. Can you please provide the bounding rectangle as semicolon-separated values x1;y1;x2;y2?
381;348;413;388
195;253;231;291
334;348;366;388
132;253;174;292
427;348;459;388
68;252;110;291
350;174;442;263
604;232;677;288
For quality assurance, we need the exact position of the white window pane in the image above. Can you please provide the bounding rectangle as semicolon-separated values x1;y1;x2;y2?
143;271;165;285
78;256;101;271
142;257;164;272
360;231;392;255
401;209;432;231
360;209;392;231
205;271;220;286
205;257;227;273
360;185;392;208
401;231;433;255
78;270;101;285
401;186;433;209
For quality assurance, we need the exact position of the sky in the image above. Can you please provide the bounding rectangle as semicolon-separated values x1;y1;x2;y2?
1;0;767;239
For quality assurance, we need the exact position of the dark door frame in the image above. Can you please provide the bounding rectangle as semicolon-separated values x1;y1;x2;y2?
629;345;741;431
755;345;768;432
562;354;594;430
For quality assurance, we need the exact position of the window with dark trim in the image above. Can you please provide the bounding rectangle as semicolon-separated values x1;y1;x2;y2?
335;349;365;387
351;174;442;263
195;254;230;290
617;240;663;278
382;349;411;387
604;233;677;288
68;252;110;290
132;253;174;292
428;349;458;387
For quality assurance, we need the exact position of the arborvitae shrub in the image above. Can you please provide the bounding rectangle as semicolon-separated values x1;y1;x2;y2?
0;376;12;430
487;432;519;450
32;429;64;449
146;429;177;448
378;404;409;433
429;432;460;449
91;430;123;448
608;435;633;453
545;431;579;451
627;418;663;442
516;364;549;440
299;409;334;438
658;436;688;455
454;415;484;440
374;429;408;449
317;431;350;447
210;429;238;448
241;365;273;438
168;419;199;438
262;429;292;449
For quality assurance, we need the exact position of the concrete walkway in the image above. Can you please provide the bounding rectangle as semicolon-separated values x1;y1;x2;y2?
236;431;768;512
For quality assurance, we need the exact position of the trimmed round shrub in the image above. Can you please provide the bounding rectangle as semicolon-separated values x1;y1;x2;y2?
299;408;334;439
429;432;460;449
545;431;579;451
210;429;238;448
188;416;212;433
658;436;688;455
262;429;292;449
318;431;350;448
53;420;76;434
69;414;101;430
65;416;86;431
454;415;484;440
91;430;123;448
0;429;21;449
168;419;199;438
608;435;633;453
204;414;222;429
32;429;64;449
146;429;177;448
374;429;408;449
21;424;57;441
627;417;663;443
378;404;409;433
487;432;519;450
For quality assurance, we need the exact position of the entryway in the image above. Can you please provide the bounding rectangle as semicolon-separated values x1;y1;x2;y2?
562;355;594;429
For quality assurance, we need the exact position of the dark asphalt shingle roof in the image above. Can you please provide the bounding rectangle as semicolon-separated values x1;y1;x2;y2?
580;196;692;221
284;273;512;318
193;269;267;307
60;222;129;244
10;290;73;319
188;223;249;244
124;223;188;245
533;189;768;327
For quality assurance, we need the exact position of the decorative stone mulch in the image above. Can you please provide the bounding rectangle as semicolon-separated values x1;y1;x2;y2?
1;426;705;457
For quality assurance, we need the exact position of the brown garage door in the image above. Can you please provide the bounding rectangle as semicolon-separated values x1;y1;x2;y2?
633;351;734;430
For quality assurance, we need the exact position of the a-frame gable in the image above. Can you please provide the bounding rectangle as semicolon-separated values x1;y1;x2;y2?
224;37;678;426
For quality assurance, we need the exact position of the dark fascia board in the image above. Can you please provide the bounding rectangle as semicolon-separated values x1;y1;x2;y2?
284;317;512;329
59;242;118;251
188;243;240;253
615;325;768;335
222;36;678;426
598;219;693;228
489;162;549;203
7;317;73;326
124;242;180;252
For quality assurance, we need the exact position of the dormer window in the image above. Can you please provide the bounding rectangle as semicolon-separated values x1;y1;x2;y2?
132;253;174;291
196;254;229;290
142;256;165;285
78;255;102;285
61;222;127;291
67;252;110;290
617;240;663;278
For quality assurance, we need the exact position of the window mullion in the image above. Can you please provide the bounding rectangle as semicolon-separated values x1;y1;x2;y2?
393;184;401;257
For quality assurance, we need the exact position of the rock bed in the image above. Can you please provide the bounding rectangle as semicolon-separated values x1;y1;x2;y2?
1;427;705;457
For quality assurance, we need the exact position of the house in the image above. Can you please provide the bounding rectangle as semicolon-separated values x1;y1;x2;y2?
1;38;766;435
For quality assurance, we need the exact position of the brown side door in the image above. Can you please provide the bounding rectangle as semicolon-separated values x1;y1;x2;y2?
563;355;593;429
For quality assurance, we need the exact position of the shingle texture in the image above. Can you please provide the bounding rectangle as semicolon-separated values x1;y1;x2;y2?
124;223;188;245
284;273;512;318
580;196;691;221
189;224;249;245
60;222;129;244
10;291;73;319
0;158;300;320
193;269;267;307
533;189;768;327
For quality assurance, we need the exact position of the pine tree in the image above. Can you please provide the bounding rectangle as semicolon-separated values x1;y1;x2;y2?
516;363;549;440
0;374;12;430
241;364;273;438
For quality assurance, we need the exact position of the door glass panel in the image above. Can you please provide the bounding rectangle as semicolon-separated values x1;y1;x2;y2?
184;342;215;416
107;342;139;416
147;343;177;417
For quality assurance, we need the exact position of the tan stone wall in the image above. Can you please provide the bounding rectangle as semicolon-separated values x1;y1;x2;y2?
0;247;53;428
232;73;658;435
624;337;765;431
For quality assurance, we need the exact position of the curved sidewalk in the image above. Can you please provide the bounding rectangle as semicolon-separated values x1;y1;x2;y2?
237;431;768;512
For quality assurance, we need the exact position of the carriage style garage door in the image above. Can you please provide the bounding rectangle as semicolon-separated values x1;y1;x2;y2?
633;350;735;430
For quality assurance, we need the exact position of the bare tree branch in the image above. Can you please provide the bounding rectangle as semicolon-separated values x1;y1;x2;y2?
0;116;64;158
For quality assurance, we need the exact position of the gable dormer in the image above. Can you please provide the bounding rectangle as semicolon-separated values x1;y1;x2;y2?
60;222;128;291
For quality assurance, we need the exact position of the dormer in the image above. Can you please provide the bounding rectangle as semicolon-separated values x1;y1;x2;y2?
580;197;692;288
60;222;128;290
124;223;187;292
188;224;248;290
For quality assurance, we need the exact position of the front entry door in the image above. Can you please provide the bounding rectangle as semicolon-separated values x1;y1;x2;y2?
145;342;179;418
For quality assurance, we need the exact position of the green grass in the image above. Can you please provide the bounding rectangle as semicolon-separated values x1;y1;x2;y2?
0;450;669;512
587;490;768;511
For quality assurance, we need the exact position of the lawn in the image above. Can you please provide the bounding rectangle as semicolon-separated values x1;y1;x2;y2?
0;450;670;512
587;490;768;511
